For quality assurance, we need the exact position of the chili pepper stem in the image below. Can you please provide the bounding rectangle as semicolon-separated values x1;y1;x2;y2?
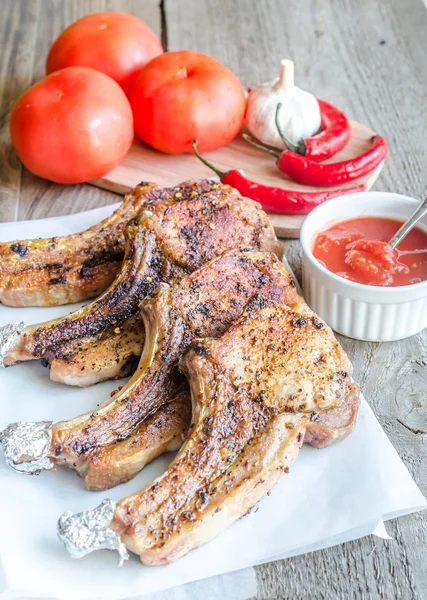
242;134;281;158
192;140;225;178
275;103;308;156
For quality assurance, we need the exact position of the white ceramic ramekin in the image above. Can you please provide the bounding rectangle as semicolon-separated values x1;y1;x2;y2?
300;192;427;342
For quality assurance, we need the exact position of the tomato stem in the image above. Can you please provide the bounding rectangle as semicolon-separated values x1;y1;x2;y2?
192;140;225;178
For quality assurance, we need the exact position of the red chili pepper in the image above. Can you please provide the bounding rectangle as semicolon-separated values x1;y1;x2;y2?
309;99;351;160
275;104;387;186
245;106;387;188
278;134;387;187
281;99;350;161
192;141;365;215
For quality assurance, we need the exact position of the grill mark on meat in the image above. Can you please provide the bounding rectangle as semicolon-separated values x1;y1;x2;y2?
79;248;123;278
49;275;67;285
26;229;161;354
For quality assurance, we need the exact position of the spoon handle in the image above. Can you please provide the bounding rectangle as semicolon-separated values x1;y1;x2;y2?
388;197;427;249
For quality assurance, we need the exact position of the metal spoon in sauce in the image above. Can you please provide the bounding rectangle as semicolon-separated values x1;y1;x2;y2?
388;197;427;249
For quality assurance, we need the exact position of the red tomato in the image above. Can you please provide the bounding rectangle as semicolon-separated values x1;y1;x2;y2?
10;67;134;184
129;51;246;154
46;12;163;95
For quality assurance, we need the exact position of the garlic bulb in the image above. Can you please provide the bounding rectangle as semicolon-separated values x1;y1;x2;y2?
246;59;321;149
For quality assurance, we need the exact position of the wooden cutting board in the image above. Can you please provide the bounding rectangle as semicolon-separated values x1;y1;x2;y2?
90;120;384;239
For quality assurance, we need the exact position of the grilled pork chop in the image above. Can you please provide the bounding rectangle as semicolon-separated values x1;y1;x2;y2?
2;252;296;485
84;345;360;492
47;314;144;387
113;302;359;565
63;252;298;490
2;179;282;385
0;183;156;307
57;299;359;565
4;226;159;367
84;383;192;492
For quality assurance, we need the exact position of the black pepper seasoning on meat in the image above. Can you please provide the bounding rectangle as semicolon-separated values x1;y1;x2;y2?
192;345;211;356
292;316;306;327
311;316;324;329
10;243;28;256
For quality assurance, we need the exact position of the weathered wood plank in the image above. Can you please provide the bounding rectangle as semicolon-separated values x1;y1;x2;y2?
1;0;426;598
0;0;40;222
16;0;162;222
164;0;427;598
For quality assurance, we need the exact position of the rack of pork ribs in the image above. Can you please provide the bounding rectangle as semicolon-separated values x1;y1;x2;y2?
0;179;360;566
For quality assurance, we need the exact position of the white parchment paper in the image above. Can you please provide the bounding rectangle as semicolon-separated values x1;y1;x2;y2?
0;205;425;600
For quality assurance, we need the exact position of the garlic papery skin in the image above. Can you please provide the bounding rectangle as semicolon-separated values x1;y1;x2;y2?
246;59;321;149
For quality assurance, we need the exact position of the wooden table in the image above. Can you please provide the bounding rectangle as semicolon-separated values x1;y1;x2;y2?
1;1;426;597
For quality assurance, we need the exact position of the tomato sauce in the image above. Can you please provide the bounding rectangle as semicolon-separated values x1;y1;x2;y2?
312;217;427;287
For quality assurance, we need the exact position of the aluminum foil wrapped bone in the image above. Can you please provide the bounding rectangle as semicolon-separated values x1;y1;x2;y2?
0;421;55;474
0;322;26;367
57;499;129;566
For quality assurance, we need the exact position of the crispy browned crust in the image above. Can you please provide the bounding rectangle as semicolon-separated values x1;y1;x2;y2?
5;226;162;367
49;252;297;482
0;182;161;307
47;314;144;387
28;227;160;354
136;179;284;271
112;302;358;565
4;179;282;386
